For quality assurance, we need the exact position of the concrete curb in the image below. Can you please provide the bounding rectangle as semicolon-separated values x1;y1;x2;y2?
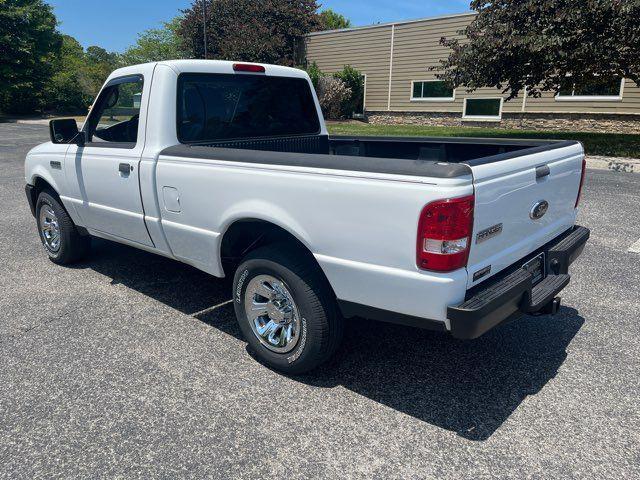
15;119;51;125
14;118;85;126
586;156;638;173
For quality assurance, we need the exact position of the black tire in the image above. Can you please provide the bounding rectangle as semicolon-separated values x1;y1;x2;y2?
233;244;343;374
35;191;90;265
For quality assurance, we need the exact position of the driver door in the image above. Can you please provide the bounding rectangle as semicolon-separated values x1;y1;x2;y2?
65;73;153;247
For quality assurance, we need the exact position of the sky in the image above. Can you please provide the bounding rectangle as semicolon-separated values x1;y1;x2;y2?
47;0;472;53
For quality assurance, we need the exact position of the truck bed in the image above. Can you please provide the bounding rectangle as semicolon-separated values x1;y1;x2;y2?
162;134;580;178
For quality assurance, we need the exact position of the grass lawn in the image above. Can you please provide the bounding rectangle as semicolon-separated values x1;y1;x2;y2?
327;122;640;158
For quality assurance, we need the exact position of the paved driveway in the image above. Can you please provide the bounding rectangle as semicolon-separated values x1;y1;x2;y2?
1;123;638;478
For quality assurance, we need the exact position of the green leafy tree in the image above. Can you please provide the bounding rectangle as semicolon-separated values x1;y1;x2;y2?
121;17;188;65
44;35;89;113
316;9;352;31
436;0;640;100
83;46;121;96
178;0;320;66
0;0;62;113
43;37;122;113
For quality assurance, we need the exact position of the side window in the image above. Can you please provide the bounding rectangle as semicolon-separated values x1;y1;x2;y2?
87;76;144;145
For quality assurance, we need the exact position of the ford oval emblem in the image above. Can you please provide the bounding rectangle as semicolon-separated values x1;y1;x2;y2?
530;200;549;220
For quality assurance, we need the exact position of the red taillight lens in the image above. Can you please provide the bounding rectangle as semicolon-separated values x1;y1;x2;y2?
417;195;475;272
575;158;586;208
233;63;265;73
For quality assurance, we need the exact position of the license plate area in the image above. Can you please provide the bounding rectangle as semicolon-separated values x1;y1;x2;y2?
523;252;546;285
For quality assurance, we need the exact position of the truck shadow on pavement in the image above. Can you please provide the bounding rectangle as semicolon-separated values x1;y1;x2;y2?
305;311;584;441
83;239;585;442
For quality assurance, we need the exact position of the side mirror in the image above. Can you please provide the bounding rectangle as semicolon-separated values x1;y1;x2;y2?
49;118;84;145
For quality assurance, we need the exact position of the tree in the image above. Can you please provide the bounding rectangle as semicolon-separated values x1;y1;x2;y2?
436;0;640;100
42;37;122;113
121;17;188;65
0;0;62;113
316;9;352;31
84;46;121;95
178;0;320;66
44;35;88;113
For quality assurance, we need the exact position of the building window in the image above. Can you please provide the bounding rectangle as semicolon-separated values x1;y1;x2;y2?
463;98;503;120
556;77;624;101
411;80;455;101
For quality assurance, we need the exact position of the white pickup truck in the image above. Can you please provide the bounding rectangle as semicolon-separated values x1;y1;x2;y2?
25;60;589;373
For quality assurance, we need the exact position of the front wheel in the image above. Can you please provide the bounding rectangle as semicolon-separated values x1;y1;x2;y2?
233;245;343;374
36;191;90;265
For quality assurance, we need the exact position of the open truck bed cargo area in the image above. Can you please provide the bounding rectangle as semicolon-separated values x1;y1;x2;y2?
166;133;581;178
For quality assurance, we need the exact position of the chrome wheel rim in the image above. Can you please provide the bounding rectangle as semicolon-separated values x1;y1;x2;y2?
244;275;301;354
39;205;61;252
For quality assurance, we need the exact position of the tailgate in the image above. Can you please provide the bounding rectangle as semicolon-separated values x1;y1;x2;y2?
466;141;584;288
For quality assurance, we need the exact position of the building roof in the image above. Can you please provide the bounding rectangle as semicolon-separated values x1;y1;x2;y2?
308;12;476;37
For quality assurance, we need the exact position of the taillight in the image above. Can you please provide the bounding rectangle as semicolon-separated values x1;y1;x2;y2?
233;63;266;73
417;195;475;272
575;158;586;208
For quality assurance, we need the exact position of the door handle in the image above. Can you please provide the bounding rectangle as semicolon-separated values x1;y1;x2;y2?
536;165;550;179
119;163;133;175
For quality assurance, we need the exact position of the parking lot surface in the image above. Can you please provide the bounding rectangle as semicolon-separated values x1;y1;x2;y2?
1;123;638;478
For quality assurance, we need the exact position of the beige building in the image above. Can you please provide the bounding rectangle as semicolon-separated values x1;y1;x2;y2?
305;12;640;133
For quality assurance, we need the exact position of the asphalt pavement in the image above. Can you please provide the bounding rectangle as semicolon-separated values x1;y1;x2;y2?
1;123;638;479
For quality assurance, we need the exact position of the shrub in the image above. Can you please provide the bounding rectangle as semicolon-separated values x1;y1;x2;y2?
304;63;363;119
306;61;324;89
317;76;352;119
333;65;364;117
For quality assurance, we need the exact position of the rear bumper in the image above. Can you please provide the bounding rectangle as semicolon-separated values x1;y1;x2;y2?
447;225;590;339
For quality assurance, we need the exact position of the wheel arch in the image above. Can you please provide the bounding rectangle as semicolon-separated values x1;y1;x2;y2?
218;218;331;292
29;175;87;235
26;175;59;216
27;163;61;194
31;175;59;197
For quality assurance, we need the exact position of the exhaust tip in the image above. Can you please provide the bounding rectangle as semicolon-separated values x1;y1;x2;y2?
550;296;561;315
542;297;562;315
535;296;561;316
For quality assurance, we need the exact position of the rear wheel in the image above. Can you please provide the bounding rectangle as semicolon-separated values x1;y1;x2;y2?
36;191;90;265
233;245;343;374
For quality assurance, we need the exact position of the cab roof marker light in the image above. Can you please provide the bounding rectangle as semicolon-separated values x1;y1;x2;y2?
233;63;266;73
